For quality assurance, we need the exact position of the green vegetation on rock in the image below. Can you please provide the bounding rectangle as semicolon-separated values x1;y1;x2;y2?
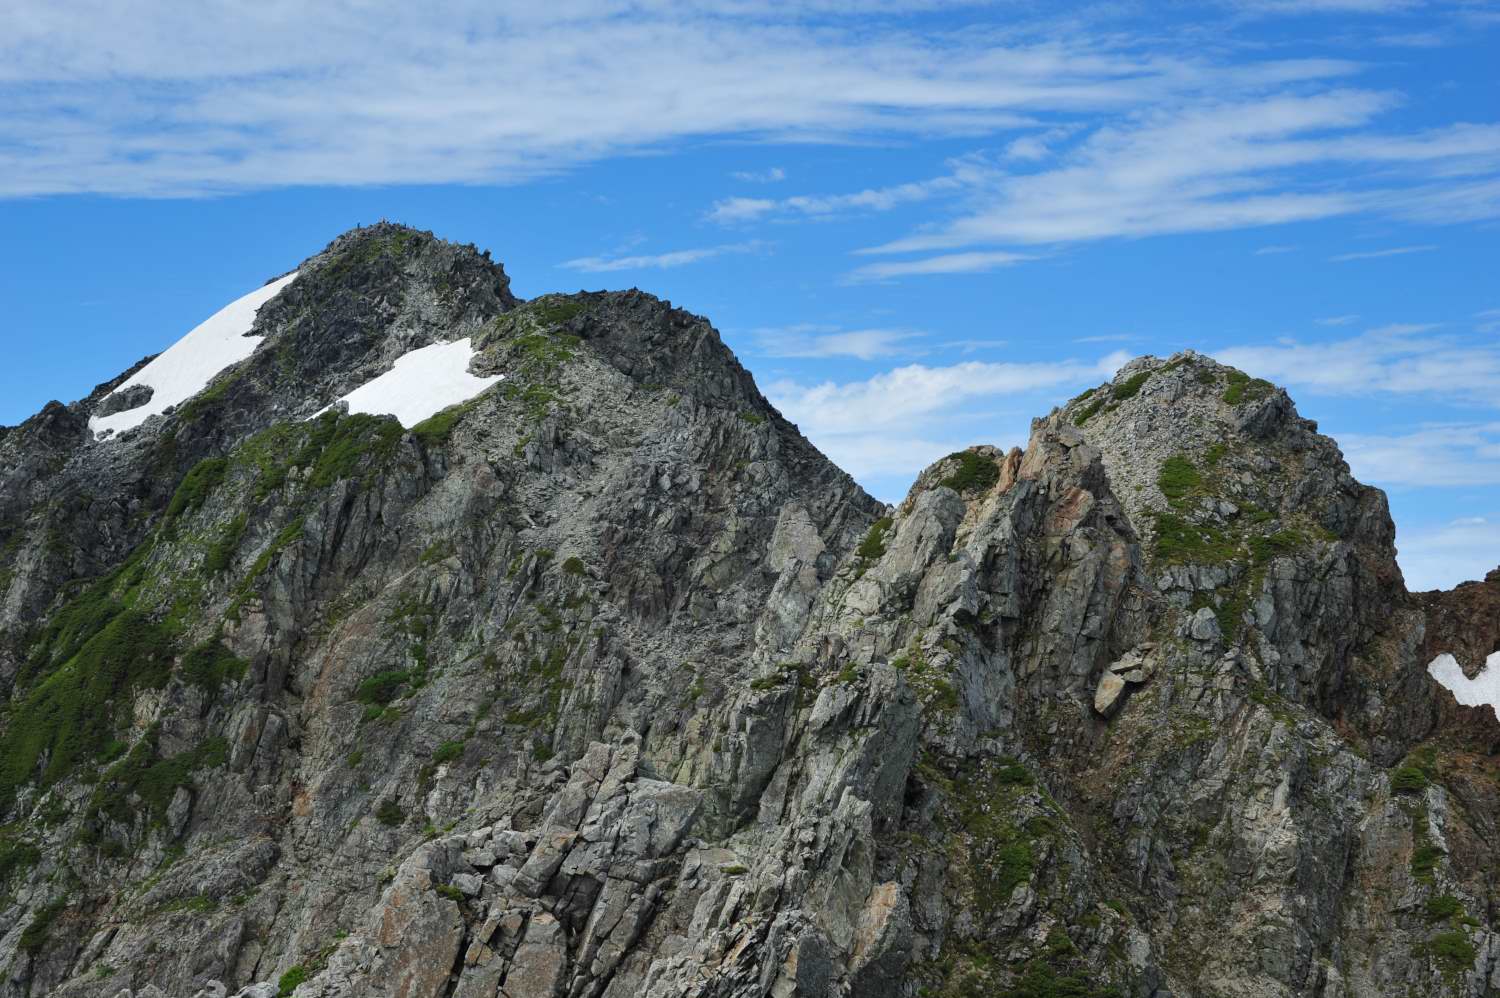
940;451;1001;495
1223;370;1274;405
858;517;893;562
83;731;229;840
165;458;229;523
375;799;406;827
1392;765;1429;794
1;604;175;805
179;638;247;696
277;965;310;998
20;899;65;954
1112;369;1153;401
1157;455;1202;504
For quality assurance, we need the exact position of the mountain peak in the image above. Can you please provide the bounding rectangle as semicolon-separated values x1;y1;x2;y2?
1;228;1498;998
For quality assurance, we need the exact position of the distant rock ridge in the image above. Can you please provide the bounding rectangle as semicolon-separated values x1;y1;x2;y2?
1;223;1497;998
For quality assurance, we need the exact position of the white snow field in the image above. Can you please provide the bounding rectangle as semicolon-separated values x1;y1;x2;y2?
321;337;503;427
1428;651;1500;721
90;272;299;438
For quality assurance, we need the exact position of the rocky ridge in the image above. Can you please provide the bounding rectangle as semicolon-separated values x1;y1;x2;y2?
0;223;1497;998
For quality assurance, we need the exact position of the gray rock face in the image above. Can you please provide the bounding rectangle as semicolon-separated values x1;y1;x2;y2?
1;228;1498;998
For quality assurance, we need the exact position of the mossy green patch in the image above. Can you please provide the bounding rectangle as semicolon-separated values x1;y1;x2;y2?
1425;894;1464;921
892;647;960;717
411;405;468;448
940;451;1001;495
1411;844;1443;881
355;669;414;706
1152;512;1237;564
277;965;309;998
204;514;249;575
19;899;65;954
83;730;230;835
1423;929;1477;974
1223;370;1274;405
948;758;1053;918
432;740;465;764
0;834;41;885
165;458;229;523
179;638;247;696
1;604;176;805
857;517;893;561
527;296;586;327
1392;766;1429;794
1073;397;1107;426
1157;455;1202;504
375;799;406;827
1112;370;1152;401
300;411;404;488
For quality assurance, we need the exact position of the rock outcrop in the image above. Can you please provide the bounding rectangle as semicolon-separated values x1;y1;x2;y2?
0;223;1496;998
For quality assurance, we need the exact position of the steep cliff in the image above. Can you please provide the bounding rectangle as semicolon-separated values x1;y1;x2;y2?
1;224;1496;998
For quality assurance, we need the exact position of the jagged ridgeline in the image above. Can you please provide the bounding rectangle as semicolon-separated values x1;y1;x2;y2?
1;223;1497;998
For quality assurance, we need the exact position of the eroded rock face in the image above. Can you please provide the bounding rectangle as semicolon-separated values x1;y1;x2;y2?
1;228;1497;998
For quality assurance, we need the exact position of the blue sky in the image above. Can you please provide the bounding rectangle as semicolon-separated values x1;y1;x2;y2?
2;0;1497;590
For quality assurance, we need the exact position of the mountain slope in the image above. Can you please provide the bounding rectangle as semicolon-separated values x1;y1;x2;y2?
1;224;1497;998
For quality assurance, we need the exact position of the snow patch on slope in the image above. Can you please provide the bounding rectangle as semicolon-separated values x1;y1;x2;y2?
90;272;299;438
1428;651;1500;721
321;338;502;427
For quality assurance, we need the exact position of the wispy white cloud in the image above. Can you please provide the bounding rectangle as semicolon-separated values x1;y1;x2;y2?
1003;125;1081;162
1340;423;1500;488
1329;244;1438;261
1255;244;1299;255
709;171;970;224
945;338;1009;352
561;240;764;272
770;359;1094;436
846;251;1035;282
804;434;972;481
0;3;1226;197
1230;0;1424;13
731;167;786;183
1477;309;1500;334
1395;515;1500;592
749;324;923;360
1316;314;1361;325
765;350;1129;480
849;95;1500;262
1214;324;1500;404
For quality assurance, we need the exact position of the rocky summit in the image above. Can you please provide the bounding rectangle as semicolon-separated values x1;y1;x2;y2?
1;223;1498;998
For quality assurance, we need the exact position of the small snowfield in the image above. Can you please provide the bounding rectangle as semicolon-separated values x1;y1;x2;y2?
320;338;503;427
90;273;299;438
1427;651;1500;721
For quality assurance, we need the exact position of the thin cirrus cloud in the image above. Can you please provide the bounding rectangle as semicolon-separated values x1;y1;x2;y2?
749;325;924;361
0;2;1252;198
560;241;765;272
852;96;1500;260
846;251;1036;282
1329;244;1439;261
707;172;970;224
731;167;786;183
